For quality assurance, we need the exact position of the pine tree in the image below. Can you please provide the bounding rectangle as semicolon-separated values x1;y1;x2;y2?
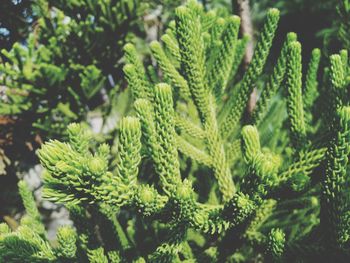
1;1;350;262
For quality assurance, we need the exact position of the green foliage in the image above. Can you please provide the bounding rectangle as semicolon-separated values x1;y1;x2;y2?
0;0;35;51
338;0;350;49
1;1;350;262
220;8;280;139
55;226;77;260
304;48;321;127
0;0;146;175
286;41;307;150
17;181;45;236
0;181;77;262
266;228;285;262
321;106;350;247
251;32;297;125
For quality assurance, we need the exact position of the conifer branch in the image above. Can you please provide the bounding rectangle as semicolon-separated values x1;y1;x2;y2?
322;106;350;247
245;199;277;244
161;33;181;62
174;114;206;140
225;139;242;164
266;228;285;262
134;185;168;216
338;0;350;49
17;181;44;235
124;43;152;100
99;117;142;207
251;32;297;125
88;247;109;263
150;41;191;100
304;48;321;113
220;8;280;139
175;5;210;122
286;41;307;150
153;83;182;193
279;147;327;184
229;34;250;79
123;63;146;100
55;226;77;260
330;54;346;90
303;48;321;130
208;15;241;99
176;135;213;167
134;99;159;160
